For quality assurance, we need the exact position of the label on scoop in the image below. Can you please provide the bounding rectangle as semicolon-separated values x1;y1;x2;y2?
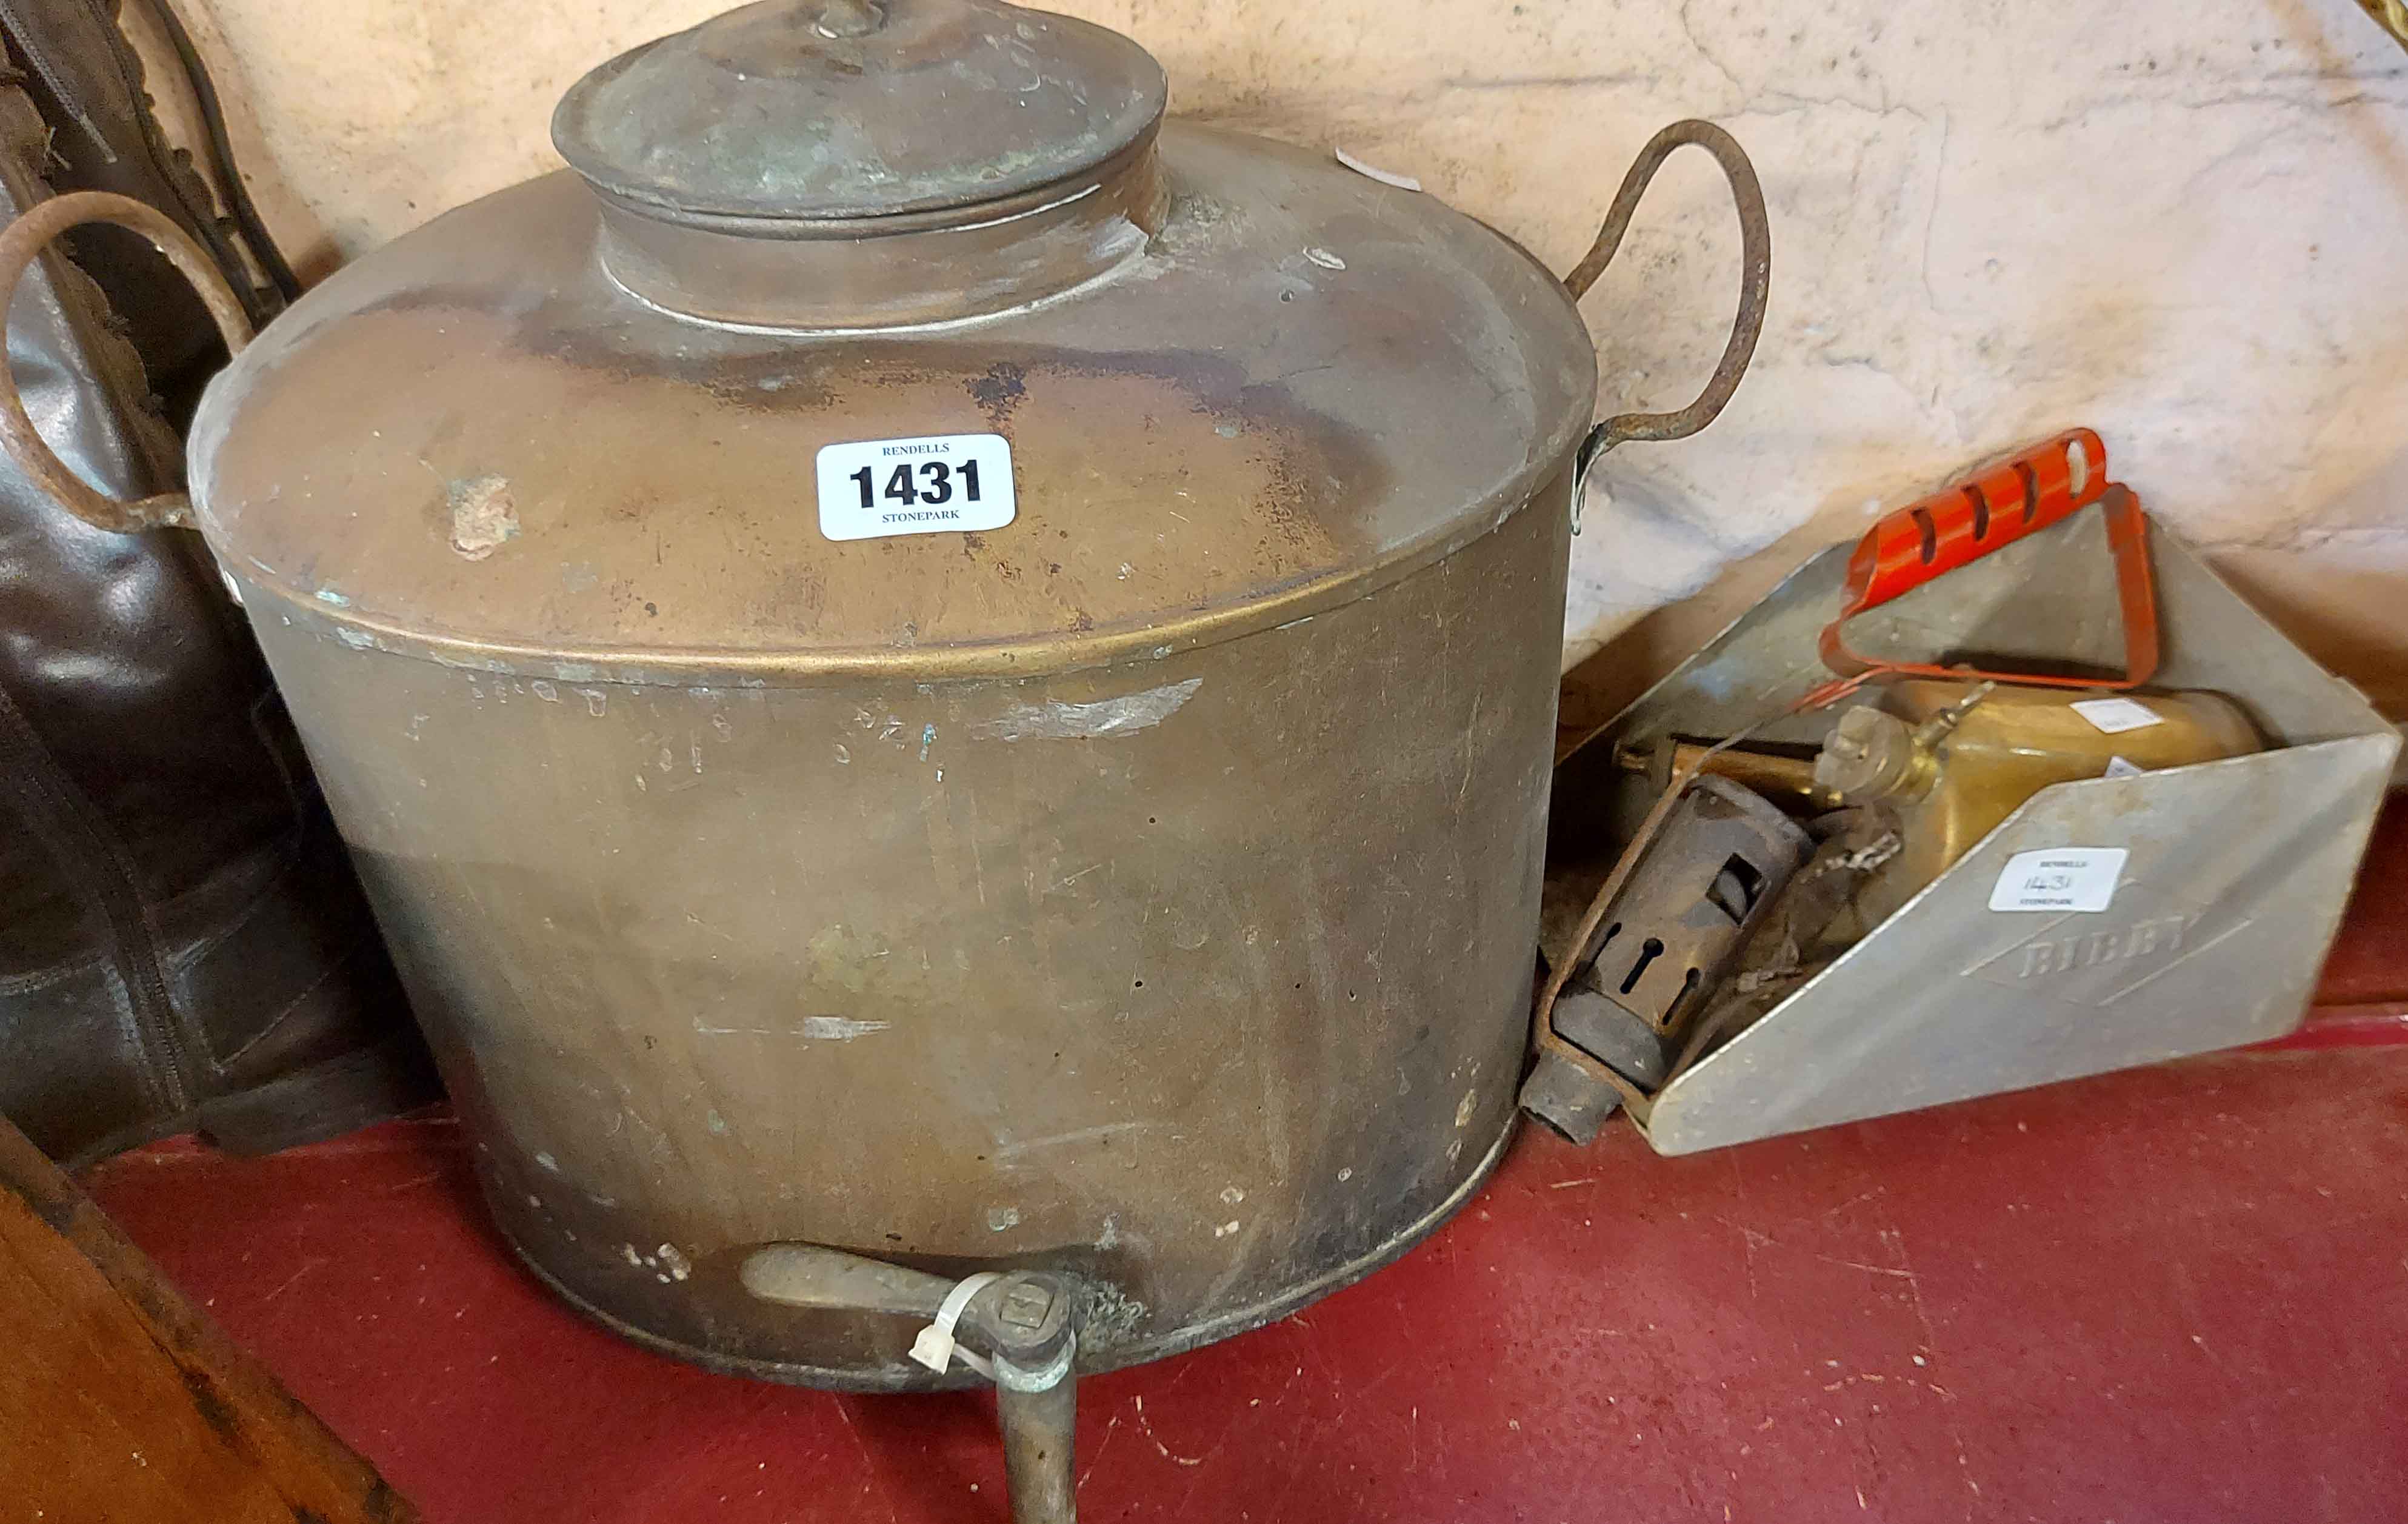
1989;847;2129;913
816;433;1016;541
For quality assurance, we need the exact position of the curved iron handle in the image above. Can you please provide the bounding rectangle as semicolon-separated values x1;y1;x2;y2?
0;190;255;533
1564;119;1771;529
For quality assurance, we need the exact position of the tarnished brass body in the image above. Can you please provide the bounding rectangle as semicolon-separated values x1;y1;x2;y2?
185;76;1597;1390
1829;680;2261;933
245;490;1570;1388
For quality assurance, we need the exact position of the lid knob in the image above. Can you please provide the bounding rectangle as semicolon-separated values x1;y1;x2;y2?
812;0;886;36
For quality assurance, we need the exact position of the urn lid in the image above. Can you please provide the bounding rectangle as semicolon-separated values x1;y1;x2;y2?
551;0;1168;226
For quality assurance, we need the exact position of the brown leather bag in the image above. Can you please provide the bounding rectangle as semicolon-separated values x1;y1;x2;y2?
0;16;433;1165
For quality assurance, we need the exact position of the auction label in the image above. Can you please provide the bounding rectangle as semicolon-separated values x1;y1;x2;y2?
816;433;1016;541
1987;847;2129;913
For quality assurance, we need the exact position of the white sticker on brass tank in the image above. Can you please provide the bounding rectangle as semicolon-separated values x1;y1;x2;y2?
1988;847;2129;913
2070;697;2162;735
815;432;1016;541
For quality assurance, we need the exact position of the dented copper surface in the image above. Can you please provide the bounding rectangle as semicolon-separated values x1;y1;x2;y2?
192;127;1589;681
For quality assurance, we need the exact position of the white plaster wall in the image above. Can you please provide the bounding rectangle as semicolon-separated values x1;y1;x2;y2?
149;0;2408;710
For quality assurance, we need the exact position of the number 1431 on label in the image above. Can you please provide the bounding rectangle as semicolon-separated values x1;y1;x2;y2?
815;432;1018;541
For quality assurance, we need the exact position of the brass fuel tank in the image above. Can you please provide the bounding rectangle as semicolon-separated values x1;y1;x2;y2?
0;0;1767;1389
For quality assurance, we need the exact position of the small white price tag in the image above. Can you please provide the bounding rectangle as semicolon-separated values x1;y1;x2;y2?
1989;847;2129;913
816;433;1016;541
2103;755;2146;780
2070;697;2162;735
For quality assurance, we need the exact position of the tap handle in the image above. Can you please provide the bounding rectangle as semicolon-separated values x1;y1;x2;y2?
738;1242;956;1317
